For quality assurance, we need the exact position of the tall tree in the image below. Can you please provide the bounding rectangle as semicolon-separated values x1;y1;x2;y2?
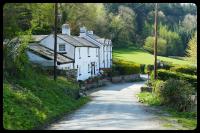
186;32;197;64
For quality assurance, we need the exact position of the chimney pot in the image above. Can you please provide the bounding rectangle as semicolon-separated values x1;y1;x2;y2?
88;31;93;35
62;24;70;35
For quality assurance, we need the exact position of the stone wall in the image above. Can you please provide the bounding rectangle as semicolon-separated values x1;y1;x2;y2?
57;69;77;80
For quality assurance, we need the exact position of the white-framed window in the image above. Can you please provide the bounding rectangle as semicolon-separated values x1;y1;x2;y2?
88;64;90;73
78;48;81;59
96;48;98;57
87;47;90;57
59;44;66;51
79;66;81;76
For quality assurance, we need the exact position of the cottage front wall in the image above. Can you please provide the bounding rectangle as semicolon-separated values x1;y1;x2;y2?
74;47;99;81
40;35;75;60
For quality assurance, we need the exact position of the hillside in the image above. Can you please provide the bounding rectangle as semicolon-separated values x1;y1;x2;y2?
113;47;192;66
3;67;89;130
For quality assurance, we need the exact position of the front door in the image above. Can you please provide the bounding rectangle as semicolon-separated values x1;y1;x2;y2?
91;62;95;76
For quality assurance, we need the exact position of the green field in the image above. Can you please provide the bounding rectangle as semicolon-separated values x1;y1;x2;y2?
113;47;192;65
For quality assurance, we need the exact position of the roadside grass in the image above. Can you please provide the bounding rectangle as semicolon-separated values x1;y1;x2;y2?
136;92;161;106
3;68;90;130
113;47;192;65
136;92;197;130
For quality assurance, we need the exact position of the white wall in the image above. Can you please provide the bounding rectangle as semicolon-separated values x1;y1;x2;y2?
40;34;75;60
74;47;99;81
57;63;74;70
81;35;107;69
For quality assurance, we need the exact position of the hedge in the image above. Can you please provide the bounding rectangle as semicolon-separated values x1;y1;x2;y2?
151;69;197;90
112;59;140;75
159;60;174;70
170;65;197;75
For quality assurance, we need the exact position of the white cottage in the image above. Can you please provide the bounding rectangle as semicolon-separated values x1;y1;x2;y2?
79;27;112;70
27;24;112;81
28;24;100;80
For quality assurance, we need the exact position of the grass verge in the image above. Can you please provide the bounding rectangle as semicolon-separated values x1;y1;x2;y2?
3;68;90;130
136;92;197;130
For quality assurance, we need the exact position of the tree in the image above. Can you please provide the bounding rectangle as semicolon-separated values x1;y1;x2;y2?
30;3;54;34
143;36;167;56
186;32;197;64
3;3;32;39
158;24;183;56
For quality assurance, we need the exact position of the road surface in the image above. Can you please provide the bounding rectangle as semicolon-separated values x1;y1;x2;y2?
45;80;175;130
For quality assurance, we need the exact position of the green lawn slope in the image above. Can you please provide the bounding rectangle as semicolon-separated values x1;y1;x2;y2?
113;47;191;65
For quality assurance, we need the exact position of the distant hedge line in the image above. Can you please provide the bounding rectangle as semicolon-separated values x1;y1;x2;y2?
112;59;140;76
151;69;197;90
170;65;197;75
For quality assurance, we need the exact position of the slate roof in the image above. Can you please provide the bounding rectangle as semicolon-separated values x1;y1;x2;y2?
73;36;99;48
58;34;85;47
28;43;74;64
31;35;48;42
89;33;101;39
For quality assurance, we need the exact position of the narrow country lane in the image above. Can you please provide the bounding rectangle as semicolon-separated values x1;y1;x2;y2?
45;78;174;130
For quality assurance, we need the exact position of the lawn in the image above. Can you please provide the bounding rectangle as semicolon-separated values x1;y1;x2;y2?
113;47;192;65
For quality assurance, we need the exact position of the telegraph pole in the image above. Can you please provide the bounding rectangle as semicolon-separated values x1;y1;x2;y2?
54;3;58;81
154;3;158;80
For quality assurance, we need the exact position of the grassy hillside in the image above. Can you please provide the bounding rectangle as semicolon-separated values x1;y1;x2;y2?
113;47;191;65
3;67;90;130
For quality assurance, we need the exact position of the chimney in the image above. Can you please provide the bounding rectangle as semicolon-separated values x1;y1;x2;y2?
88;30;93;35
62;24;70;35
79;26;87;37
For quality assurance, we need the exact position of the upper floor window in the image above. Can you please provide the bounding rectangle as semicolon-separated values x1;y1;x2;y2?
87;47;90;57
59;44;66;52
78;48;81;59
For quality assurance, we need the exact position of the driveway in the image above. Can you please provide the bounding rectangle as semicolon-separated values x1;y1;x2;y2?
45;79;176;130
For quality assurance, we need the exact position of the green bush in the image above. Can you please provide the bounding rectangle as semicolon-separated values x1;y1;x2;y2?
170;65;197;75
146;64;154;72
159;60;174;70
152;80;165;98
158;79;194;112
152;69;197;90
112;59;140;75
140;64;145;74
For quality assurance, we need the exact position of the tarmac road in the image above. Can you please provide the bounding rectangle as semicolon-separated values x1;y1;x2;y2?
45;80;175;130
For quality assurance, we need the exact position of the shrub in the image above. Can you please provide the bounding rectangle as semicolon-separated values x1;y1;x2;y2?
158;79;194;112
101;68;112;77
146;64;154;72
140;64;145;74
112;59;140;75
140;86;152;92
152;80;165;98
170;65;197;75
159;60;174;70
152;69;197;90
